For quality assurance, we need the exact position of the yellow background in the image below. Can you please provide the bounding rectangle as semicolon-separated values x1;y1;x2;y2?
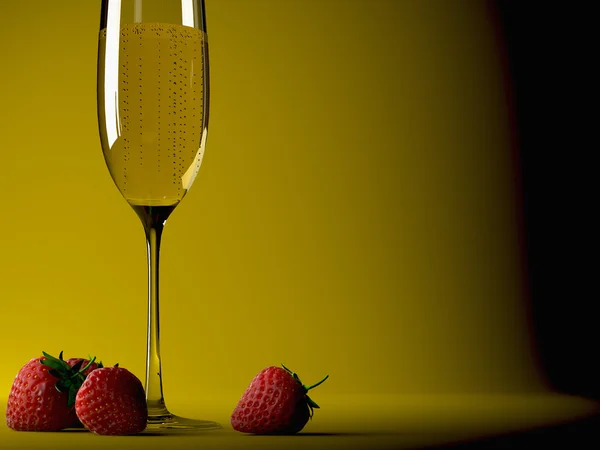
0;0;560;442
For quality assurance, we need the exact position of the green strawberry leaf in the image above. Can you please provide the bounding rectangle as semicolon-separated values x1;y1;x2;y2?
306;395;320;409
56;379;73;393
67;386;77;407
41;351;70;369
48;369;62;379
41;359;68;372
40;351;101;407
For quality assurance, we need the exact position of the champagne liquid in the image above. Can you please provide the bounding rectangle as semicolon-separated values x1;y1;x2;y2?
98;23;208;207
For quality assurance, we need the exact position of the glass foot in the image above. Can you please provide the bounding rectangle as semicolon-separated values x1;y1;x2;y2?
144;413;222;434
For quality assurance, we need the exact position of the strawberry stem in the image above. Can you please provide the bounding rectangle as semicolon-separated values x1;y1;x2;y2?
304;374;329;391
281;363;295;378
281;364;329;394
78;357;97;375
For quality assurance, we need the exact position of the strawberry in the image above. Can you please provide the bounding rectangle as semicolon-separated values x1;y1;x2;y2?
65;358;103;428
75;365;148;435
231;364;329;434
6;351;99;431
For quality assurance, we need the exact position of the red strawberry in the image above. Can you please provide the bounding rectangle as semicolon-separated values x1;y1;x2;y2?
231;364;328;434
65;358;103;428
6;351;100;431
75;366;148;435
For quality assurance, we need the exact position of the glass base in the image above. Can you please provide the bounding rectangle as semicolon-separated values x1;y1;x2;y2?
144;413;222;434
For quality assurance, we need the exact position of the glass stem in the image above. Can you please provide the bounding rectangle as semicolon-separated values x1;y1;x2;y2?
136;205;177;419
144;222;168;416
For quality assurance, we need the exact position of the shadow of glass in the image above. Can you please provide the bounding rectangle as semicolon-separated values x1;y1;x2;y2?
247;432;399;437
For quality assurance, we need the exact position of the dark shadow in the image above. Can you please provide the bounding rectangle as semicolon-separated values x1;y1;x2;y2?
138;429;223;437
246;432;391;437
51;414;600;447
59;427;224;437
491;0;599;400
421;412;600;449
295;432;385;436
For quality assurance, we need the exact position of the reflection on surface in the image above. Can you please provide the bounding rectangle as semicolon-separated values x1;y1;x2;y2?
2;394;596;449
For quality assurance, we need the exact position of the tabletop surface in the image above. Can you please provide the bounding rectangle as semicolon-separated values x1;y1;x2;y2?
1;393;599;449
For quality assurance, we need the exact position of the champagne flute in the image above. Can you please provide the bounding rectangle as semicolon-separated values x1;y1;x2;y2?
97;0;219;431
